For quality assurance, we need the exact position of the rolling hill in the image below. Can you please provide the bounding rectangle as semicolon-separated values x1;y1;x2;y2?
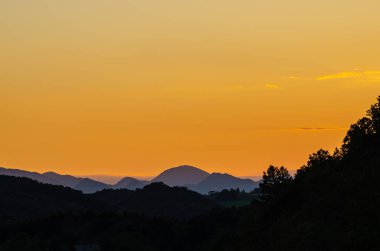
0;167;62;186
73;178;111;194
0;175;101;224
151;165;210;186
113;177;149;189
0;165;259;194
43;171;82;188
191;173;259;194
0;175;218;224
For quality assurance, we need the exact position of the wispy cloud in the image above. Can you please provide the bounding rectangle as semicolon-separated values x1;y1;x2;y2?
265;83;280;89
295;127;347;131
286;76;300;80
245;126;348;131
316;70;380;82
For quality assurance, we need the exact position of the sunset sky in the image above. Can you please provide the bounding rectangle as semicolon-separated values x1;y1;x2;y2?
1;1;380;178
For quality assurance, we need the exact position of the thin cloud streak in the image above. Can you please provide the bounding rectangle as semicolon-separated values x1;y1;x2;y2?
316;70;380;82
244;127;348;131
295;127;347;131
265;84;280;89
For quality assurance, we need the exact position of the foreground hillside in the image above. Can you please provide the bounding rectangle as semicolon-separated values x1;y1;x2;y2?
1;97;380;250
0;176;217;224
0;176;100;225
92;183;216;218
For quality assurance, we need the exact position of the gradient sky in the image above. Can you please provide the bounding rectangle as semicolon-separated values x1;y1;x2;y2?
1;0;380;177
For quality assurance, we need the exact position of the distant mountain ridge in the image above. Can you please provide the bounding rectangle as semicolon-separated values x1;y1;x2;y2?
0;167;62;186
43;171;82;188
74;178;111;194
191;173;258;194
152;165;209;186
0;167;110;193
113;177;149;190
153;165;259;193
0;165;259;194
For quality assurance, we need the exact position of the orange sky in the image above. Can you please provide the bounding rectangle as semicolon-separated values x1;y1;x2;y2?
1;1;380;177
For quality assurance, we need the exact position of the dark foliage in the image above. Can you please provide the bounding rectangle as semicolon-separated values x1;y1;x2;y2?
0;176;103;225
207;188;261;207
0;178;217;226
92;182;216;219
260;165;293;196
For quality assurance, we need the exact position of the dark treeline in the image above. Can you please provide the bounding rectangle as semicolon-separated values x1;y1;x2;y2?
1;97;380;250
0;177;217;225
206;188;261;207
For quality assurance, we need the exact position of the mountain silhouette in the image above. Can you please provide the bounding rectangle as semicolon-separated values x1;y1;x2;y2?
0;168;113;193
112;177;149;189
43;171;82;188
152;165;209;186
0;167;61;186
74;178;111;193
0;165;259;194
192;173;259;194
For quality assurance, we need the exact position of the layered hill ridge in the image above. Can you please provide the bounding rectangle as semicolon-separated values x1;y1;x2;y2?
191;173;258;194
113;177;149;190
151;165;259;193
43;171;82;188
0;167;62;186
74;178;111;194
0;165;259;194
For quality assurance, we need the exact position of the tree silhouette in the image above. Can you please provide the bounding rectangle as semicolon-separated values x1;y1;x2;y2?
260;165;292;196
296;149;336;178
342;96;380;154
367;96;380;134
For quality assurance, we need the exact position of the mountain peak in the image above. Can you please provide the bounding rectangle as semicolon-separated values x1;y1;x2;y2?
113;177;148;189
152;165;209;186
193;172;258;194
0;167;62;186
43;171;82;188
170;165;206;171
74;178;110;194
209;172;233;177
